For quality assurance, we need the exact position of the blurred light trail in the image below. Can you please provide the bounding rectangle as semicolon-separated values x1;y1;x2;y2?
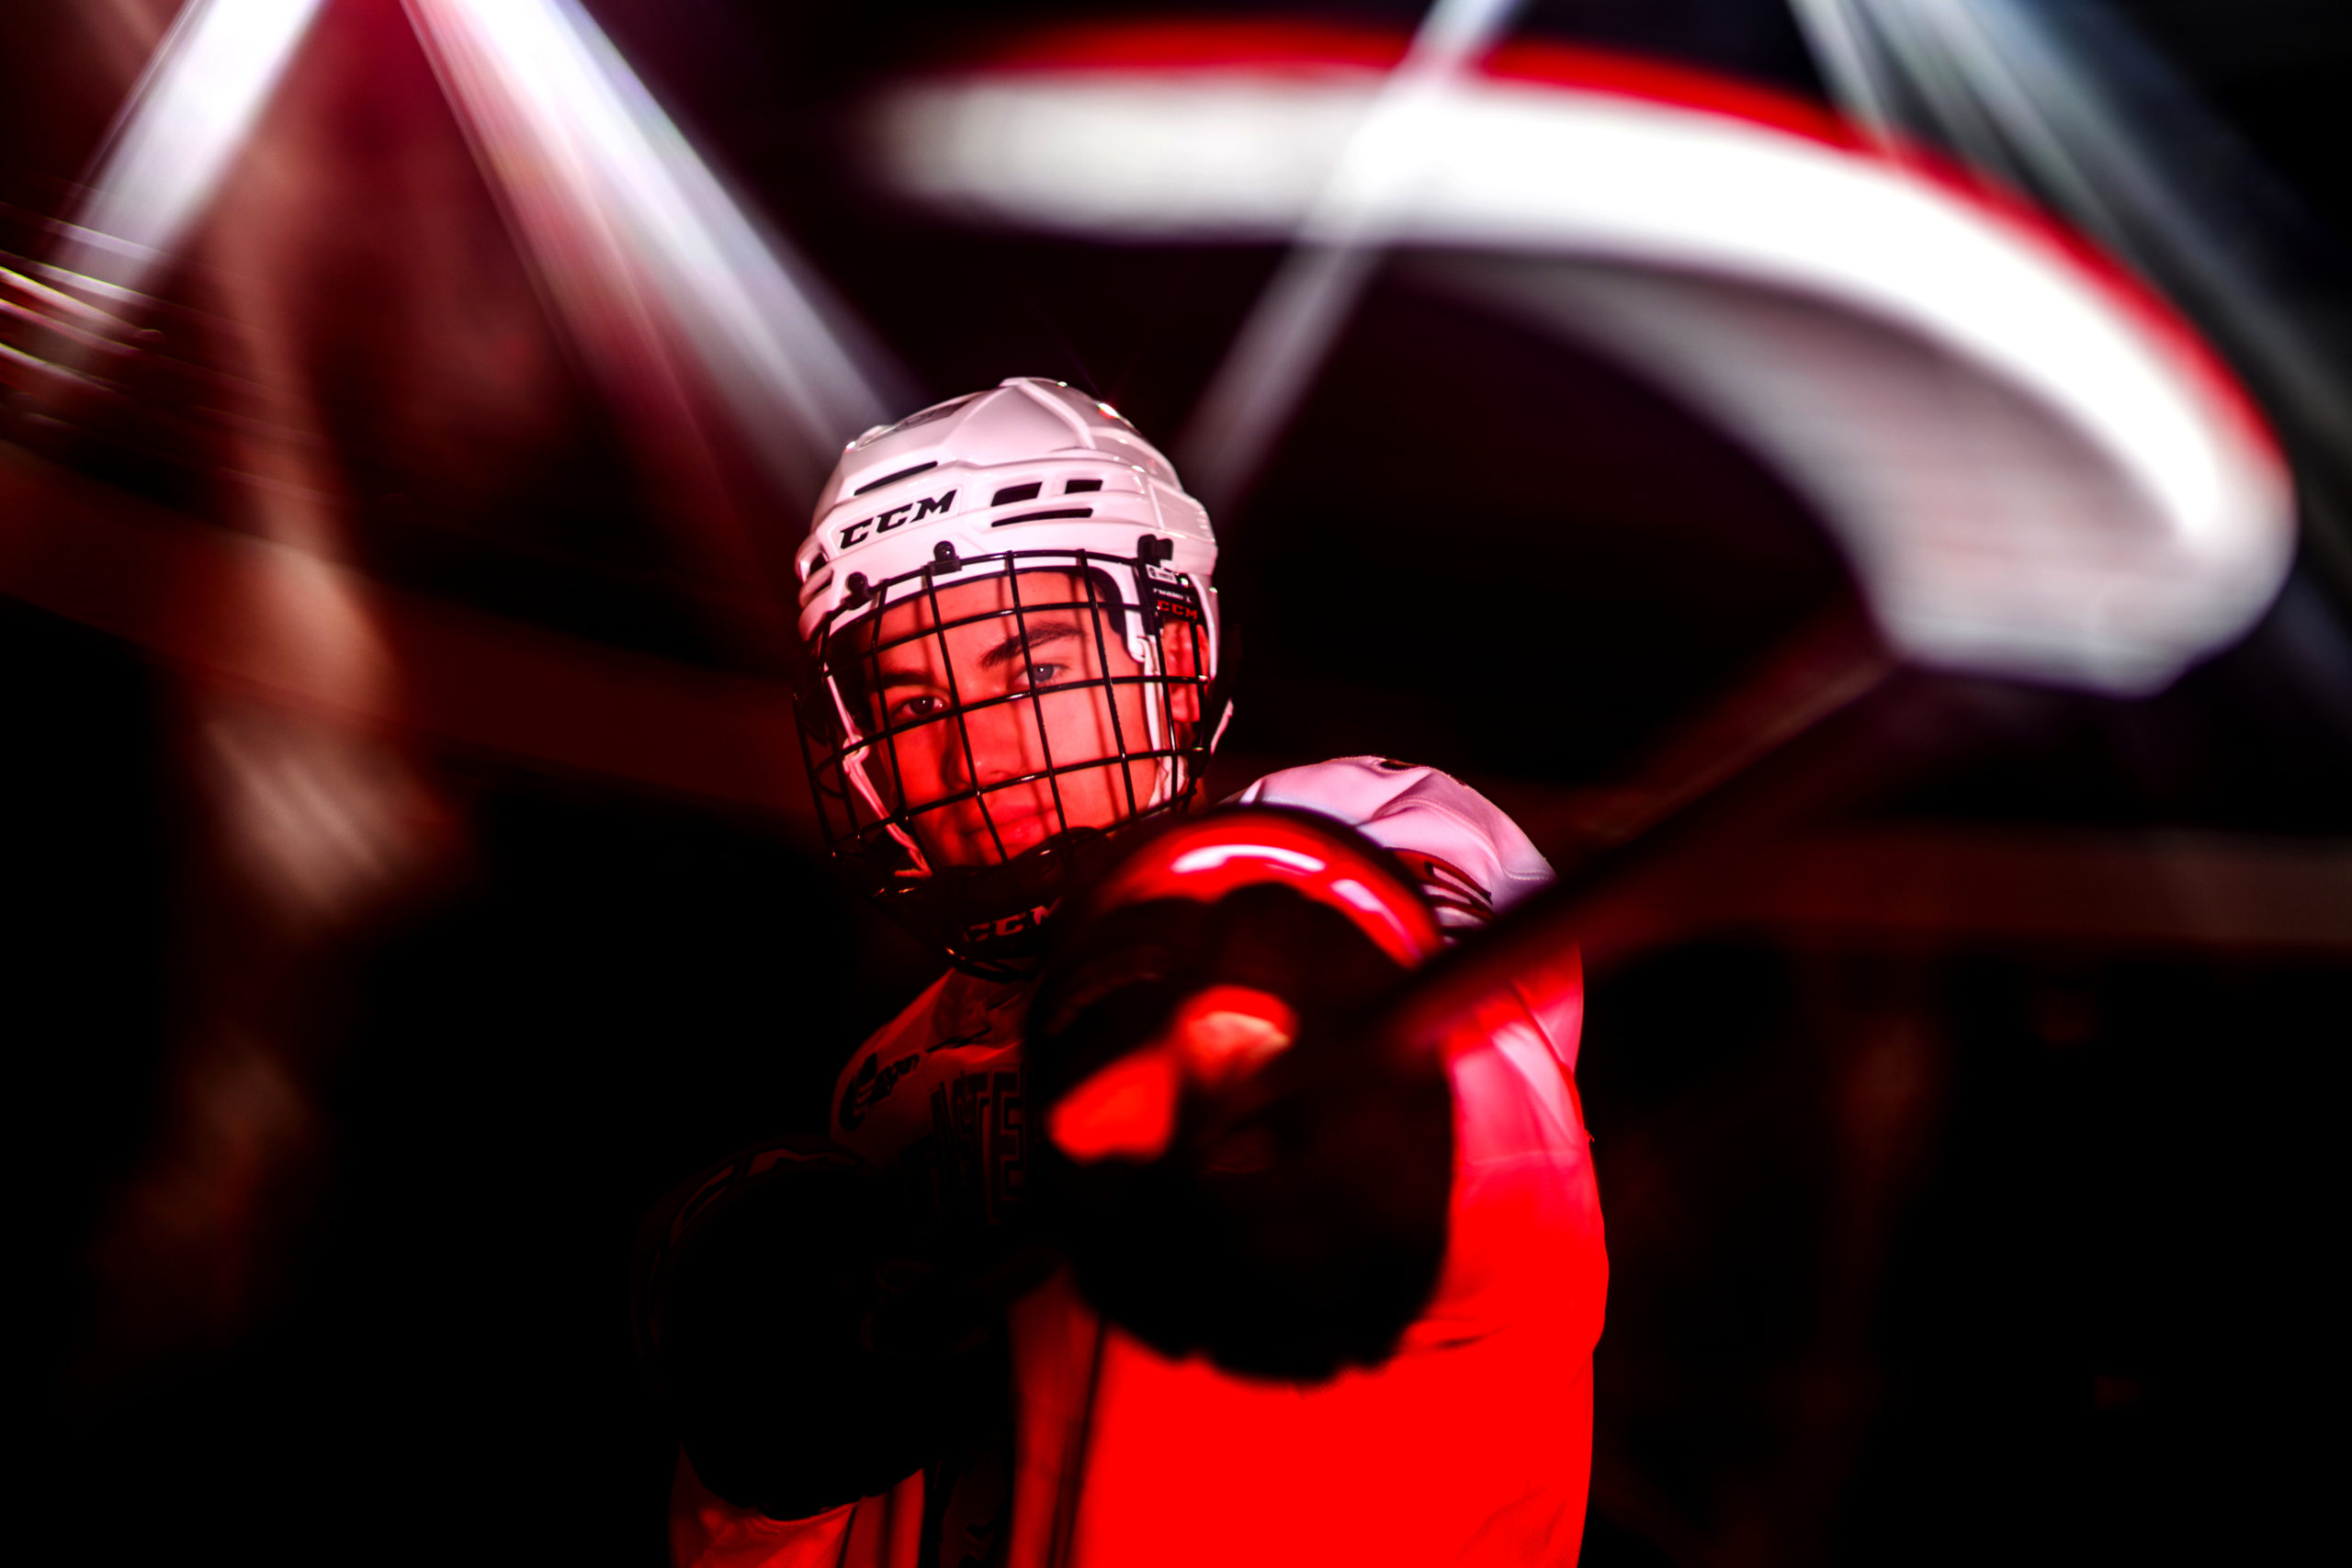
52;0;328;298
871;30;2293;694
1796;0;2352;546
1498;607;1899;865
406;0;909;502
1782;0;1898;149
1616;822;2352;959
1174;0;1526;511
0;440;813;824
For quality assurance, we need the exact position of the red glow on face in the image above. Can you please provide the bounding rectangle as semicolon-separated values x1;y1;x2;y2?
847;570;1203;868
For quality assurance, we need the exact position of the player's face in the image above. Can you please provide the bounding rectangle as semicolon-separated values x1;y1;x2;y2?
846;570;1200;868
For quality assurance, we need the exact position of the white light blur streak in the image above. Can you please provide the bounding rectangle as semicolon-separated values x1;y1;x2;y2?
1833;0;2352;494
407;0;901;495
870;64;2293;693
1175;0;1525;508
54;0;329;295
884;75;2237;533
1783;0;1898;148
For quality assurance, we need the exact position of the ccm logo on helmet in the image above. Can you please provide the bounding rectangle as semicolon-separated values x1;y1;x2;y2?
837;490;956;550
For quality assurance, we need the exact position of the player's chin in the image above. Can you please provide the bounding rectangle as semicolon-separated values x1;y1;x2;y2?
941;777;1131;864
949;805;1057;864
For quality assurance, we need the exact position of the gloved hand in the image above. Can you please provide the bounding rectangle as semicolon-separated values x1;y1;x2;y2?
1027;807;1456;1382
632;1137;1011;1519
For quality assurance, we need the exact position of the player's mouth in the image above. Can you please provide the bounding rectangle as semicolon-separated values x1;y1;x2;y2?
957;792;1057;861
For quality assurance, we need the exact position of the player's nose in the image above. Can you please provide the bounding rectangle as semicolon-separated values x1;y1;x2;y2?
956;699;1044;787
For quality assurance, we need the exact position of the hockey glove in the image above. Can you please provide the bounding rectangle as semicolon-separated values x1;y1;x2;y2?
1027;807;1455;1382
632;1136;1009;1519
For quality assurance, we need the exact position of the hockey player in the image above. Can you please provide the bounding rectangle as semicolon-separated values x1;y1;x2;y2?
639;379;1608;1567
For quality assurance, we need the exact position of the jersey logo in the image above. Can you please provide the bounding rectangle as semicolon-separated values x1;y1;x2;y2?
836;489;955;549
837;1049;922;1132
929;1066;1025;1224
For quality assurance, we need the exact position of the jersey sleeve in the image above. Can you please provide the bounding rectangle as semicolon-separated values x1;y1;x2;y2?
1228;756;1553;928
1228;756;1581;1070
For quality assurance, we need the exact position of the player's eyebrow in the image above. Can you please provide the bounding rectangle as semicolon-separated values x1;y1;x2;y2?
978;618;1084;671
869;617;1086;688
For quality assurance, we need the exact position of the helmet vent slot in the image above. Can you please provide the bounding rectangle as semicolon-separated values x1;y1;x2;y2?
1064;478;1102;494
991;507;1094;527
853;461;938;496
991;481;1044;506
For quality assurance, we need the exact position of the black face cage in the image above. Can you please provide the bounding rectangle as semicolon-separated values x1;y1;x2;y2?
796;542;1217;978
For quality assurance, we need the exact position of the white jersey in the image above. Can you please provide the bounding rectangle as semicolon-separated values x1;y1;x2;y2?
673;759;1607;1568
1231;756;1556;935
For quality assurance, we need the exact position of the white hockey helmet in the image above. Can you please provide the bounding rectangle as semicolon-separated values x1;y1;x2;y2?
793;378;1227;975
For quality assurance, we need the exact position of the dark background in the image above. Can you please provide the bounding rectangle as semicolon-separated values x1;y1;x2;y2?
6;2;2348;1562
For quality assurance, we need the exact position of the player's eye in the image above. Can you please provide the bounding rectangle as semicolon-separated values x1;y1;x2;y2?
888;693;946;723
1016;661;1066;690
